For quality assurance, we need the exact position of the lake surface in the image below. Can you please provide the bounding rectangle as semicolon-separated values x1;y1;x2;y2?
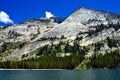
0;69;119;80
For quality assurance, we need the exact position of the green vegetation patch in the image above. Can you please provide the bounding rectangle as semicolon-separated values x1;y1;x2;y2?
0;53;84;69
0;41;30;56
87;50;120;68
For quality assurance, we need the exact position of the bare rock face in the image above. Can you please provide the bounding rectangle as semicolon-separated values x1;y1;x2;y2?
42;7;120;38
0;17;65;43
9;41;51;56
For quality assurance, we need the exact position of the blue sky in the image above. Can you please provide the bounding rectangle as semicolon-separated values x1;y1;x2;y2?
0;0;120;26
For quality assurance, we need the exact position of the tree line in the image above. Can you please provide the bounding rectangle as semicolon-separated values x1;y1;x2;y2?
0;41;87;69
0;54;84;69
87;50;120;68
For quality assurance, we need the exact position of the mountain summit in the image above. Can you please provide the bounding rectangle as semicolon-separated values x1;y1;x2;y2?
43;7;120;38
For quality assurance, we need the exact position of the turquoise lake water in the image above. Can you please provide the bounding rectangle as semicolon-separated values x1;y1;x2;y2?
0;69;120;80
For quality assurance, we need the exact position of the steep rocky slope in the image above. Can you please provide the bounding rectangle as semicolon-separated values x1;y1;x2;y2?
42;7;120;45
43;7;120;36
0;17;65;43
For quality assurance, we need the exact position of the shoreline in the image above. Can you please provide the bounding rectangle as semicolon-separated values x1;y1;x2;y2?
0;69;65;70
0;68;119;70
